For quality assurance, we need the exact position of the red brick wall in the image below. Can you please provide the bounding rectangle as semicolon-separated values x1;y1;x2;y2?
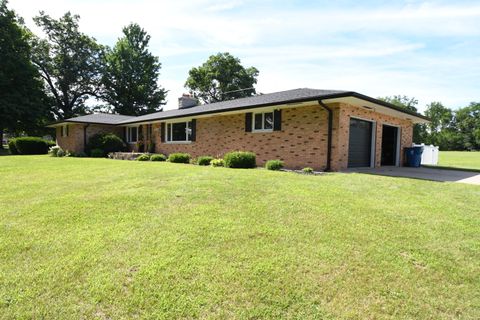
330;103;413;171
56;124;124;153
153;104;330;170
55;103;414;171
56;124;83;153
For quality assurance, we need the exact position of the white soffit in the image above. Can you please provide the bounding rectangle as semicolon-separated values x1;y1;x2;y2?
322;96;429;124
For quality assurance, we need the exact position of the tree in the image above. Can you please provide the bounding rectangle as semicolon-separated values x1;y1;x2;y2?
423;102;457;150
185;52;259;104
380;95;419;113
32;11;104;119
0;0;50;146
454;103;480;150
101;23;166;116
379;95;427;143
424;102;453;132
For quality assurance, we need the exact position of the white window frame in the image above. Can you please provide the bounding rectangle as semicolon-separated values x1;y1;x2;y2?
252;111;274;133
165;120;192;144
126;126;138;143
61;125;68;137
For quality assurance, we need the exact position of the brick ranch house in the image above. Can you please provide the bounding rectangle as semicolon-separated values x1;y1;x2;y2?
48;88;429;171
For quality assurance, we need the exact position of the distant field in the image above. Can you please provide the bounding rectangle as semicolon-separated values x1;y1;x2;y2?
438;151;480;170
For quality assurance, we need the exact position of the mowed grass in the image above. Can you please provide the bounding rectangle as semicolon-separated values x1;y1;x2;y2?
439;151;480;170
0;156;479;319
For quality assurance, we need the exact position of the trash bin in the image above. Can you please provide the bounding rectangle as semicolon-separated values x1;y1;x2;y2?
405;146;423;167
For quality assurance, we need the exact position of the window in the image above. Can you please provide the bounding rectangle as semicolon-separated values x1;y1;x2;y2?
166;121;192;142
126;127;138;143
253;112;274;132
61;125;69;137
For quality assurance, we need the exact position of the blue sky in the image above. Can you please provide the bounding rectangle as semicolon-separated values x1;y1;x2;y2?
11;0;480;112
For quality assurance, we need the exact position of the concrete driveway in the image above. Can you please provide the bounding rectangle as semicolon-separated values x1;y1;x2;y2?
346;166;480;185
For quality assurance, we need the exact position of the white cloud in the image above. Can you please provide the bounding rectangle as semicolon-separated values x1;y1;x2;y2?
9;0;480;111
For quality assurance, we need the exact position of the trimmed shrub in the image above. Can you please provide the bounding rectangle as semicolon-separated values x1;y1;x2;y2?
87;133;126;155
136;154;151;161
8;139;18;154
224;151;256;168
197;156;214;166
302;167;314;174
14;137;50;155
48;145;62;157
265;159;284;171
150;154;167;162
90;148;104;158
211;158;224;167
168;153;191;163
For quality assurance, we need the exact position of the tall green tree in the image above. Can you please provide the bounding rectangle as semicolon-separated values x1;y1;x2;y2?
454;103;480;150
101;23;166;116
423;102;458;150
185;52;259;104
0;0;50;146
380;95;419;113
379;95;427;143
32;11;104;119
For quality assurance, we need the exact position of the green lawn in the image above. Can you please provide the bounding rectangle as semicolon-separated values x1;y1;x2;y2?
439;151;480;170
1;156;479;319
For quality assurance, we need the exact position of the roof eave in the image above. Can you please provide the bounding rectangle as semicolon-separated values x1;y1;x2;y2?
330;92;431;122
46;119;126;127
116;92;356;125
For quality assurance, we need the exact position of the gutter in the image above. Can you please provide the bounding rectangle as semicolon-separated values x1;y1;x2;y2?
318;100;333;172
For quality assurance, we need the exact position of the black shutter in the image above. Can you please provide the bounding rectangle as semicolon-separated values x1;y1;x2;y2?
190;119;196;141
273;109;282;131
245;113;252;132
160;123;165;142
123;127;127;141
66;125;69;136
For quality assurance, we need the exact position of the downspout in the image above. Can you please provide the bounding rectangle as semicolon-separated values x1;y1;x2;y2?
83;124;90;151
318;100;333;171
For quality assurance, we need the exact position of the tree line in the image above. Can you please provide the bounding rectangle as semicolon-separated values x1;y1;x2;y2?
380;96;480;151
0;0;478;151
0;0;258;145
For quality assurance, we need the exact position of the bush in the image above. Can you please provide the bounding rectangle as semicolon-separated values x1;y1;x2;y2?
302;167;314;174
48;145;62;157
168;153;191;163
223;151;256;168
8;139;18;154
136;154;151;161
14;137;50;155
265;159;284;171
150;154;167;162
57;149;66;157
90;148;104;158
87;133;126;155
197;156;214;166
211;158;224;167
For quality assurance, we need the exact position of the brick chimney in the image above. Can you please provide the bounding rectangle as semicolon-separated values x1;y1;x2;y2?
178;94;198;109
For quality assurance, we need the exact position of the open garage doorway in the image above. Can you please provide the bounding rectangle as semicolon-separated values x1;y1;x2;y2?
381;124;400;166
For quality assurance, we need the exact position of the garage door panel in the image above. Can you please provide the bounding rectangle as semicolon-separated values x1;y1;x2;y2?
348;118;372;167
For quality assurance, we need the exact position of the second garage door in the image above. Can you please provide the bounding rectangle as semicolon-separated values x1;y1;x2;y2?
348;118;373;167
